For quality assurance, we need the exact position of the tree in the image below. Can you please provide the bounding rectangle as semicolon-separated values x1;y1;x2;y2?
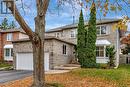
6;0;50;87
0;18;9;29
10;21;16;29
77;9;85;67
106;46;116;68
0;18;16;29
121;34;130;54
5;0;130;86
83;2;97;68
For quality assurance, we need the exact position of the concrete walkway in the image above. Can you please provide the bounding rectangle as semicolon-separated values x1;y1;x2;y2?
45;70;70;74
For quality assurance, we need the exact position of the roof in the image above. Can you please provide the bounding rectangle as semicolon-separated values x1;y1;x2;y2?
46;19;121;33
0;28;26;33
12;36;76;45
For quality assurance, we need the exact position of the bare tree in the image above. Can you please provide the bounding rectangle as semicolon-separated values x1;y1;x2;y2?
5;0;130;87
6;0;49;87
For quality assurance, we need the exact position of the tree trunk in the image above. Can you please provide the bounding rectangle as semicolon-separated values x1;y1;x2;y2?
31;16;45;87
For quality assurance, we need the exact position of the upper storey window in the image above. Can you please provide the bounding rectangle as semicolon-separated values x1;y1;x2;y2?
7;33;13;41
97;26;107;35
70;30;76;38
55;32;60;38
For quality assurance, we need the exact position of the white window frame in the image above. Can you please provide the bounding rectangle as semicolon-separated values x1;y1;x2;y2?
97;25;107;36
55;32;60;38
7;33;13;41
4;48;13;57
96;46;105;57
70;30;76;38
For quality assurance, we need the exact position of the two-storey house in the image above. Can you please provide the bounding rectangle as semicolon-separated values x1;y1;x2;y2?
46;19;126;67
0;28;28;61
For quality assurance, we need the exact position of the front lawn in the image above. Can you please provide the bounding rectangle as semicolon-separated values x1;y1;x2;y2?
0;63;11;68
71;64;130;87
0;61;12;69
0;64;130;87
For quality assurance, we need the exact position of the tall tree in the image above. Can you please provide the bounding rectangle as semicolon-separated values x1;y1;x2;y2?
84;2;97;68
77;9;85;67
0;18;9;29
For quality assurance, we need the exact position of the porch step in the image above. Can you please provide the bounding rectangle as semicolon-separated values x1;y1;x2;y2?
62;64;81;67
54;64;80;70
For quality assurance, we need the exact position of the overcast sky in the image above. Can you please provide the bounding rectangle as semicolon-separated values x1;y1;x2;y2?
0;0;129;31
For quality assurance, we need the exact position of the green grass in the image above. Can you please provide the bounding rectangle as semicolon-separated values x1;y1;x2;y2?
0;62;12;68
71;64;130;87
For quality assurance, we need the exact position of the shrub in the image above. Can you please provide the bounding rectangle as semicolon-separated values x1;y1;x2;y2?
106;45;116;68
99;63;109;69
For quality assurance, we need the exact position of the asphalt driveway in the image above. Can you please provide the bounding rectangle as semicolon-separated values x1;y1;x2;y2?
0;70;32;83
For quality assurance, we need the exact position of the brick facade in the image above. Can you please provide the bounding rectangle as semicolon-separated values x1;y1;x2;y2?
0;29;28;61
13;38;75;69
45;19;123;66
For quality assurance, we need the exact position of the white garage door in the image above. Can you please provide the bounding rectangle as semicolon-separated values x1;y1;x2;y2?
16;52;49;71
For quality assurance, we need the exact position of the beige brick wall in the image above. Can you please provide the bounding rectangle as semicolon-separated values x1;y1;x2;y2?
46;28;77;44
52;39;74;66
13;39;75;69
46;24;119;46
46;23;120;65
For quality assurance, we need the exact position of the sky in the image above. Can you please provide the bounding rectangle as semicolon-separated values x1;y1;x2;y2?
0;0;130;31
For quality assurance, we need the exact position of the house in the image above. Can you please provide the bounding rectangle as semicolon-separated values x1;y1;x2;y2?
12;37;75;71
46;19;127;67
0;28;28;61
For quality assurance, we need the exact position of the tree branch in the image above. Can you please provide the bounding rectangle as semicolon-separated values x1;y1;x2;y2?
5;0;34;38
41;0;50;16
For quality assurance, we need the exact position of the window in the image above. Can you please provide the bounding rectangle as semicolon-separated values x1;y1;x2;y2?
5;48;13;57
5;49;10;57
7;33;12;41
63;44;67;54
71;30;75;38
96;26;107;35
101;26;107;34
96;46;104;57
55;33;60;38
70;30;76;38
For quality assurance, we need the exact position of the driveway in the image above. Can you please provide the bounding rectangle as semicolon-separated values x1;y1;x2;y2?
0;70;32;83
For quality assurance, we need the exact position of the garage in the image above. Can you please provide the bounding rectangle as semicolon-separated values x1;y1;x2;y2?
16;52;49;71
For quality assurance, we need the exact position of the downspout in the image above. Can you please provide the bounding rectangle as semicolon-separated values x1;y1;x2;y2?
115;29;120;68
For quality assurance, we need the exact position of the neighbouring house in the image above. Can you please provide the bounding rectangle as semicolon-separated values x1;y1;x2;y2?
120;32;130;64
0;28;28;61
12;37;75;71
46;19;127;67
